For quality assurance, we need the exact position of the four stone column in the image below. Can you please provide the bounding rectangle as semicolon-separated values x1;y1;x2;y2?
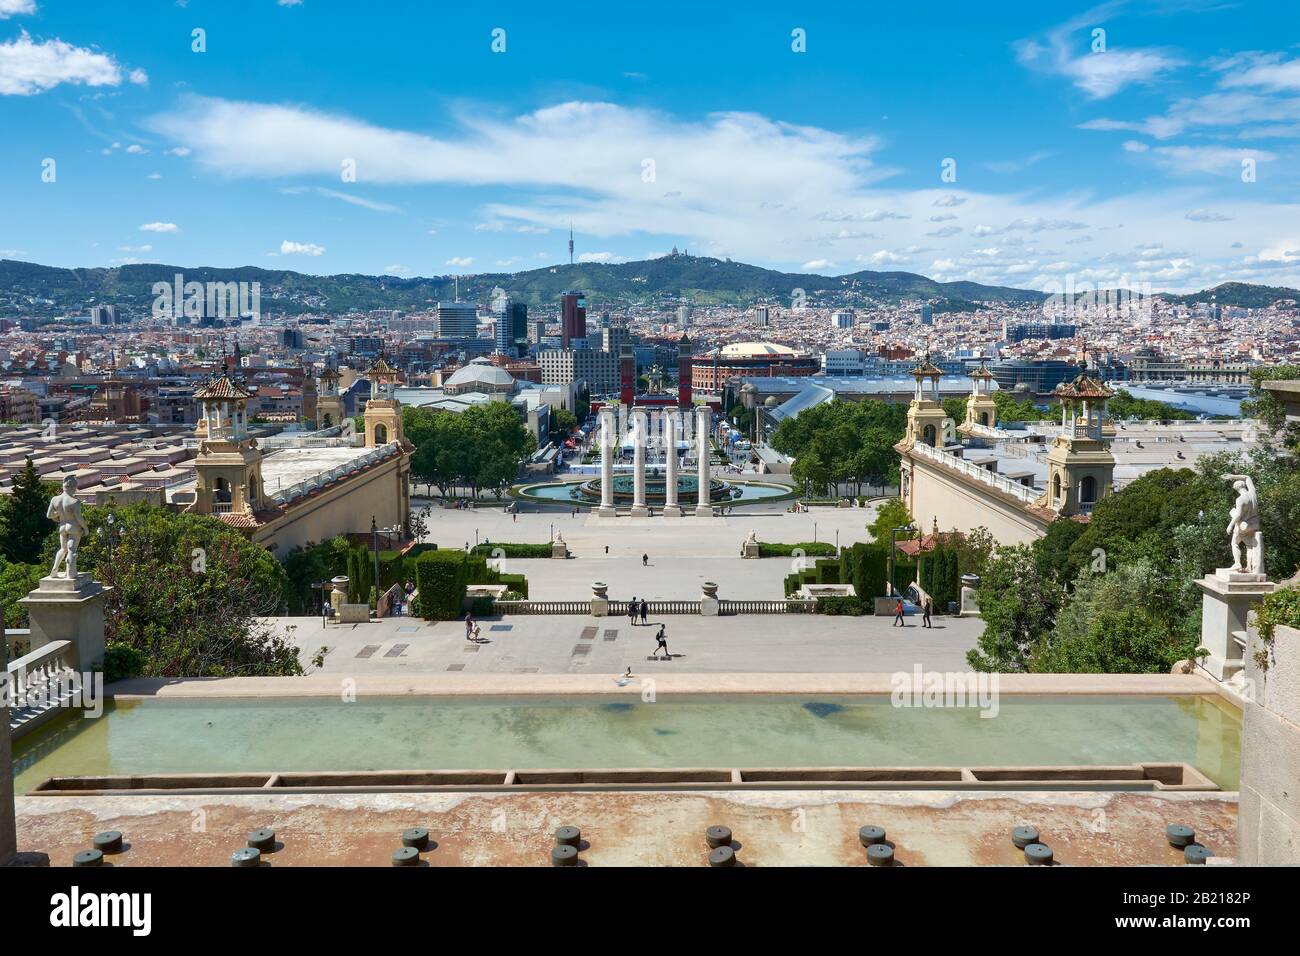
696;405;713;517
597;406;616;517
663;411;682;517
630;407;649;517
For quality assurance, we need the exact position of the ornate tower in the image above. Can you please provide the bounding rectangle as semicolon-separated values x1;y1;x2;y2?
316;362;344;429
363;354;403;447
190;367;271;518
959;365;998;434
677;335;693;409
300;361;317;425
1044;374;1115;516
903;357;948;448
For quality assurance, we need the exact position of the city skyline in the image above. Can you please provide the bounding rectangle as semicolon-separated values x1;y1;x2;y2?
1;0;1299;292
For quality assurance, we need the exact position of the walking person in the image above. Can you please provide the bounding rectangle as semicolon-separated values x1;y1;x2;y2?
892;598;905;628
652;625;670;659
465;613;476;641
922;597;932;629
639;599;648;625
628;597;638;624
642;553;648;567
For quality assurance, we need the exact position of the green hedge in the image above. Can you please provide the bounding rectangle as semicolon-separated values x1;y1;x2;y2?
499;572;529;598
415;550;472;620
841;542;888;599
817;596;868;616
920;545;961;612
756;541;838;558
470;543;554;559
815;558;840;584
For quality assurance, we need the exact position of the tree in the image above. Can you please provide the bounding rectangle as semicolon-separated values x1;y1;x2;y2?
991;390;1043;423
868;498;914;543
1033;517;1088;585
1;458;55;563
75;504;299;677
967;544;1064;672
0;558;44;630
1107;389;1195;421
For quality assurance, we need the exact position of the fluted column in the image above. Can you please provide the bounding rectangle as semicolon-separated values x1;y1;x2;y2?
695;404;713;516
597;406;616;517
630;406;649;517
662;411;682;516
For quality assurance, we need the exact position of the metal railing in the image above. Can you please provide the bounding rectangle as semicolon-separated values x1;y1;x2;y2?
911;440;1040;504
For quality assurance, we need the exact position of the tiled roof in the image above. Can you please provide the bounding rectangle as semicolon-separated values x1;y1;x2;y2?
194;374;252;401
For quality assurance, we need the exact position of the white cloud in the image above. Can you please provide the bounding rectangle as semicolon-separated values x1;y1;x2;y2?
578;252;626;263
165;146;191;156
1143;145;1276;177
125;144;146;154
383;264;411;275
280;240;324;256
445;256;474;267
139;222;178;233
1184;208;1232;223
118;244;152;252
0;30;137;95
801;259;835;271
279;185;398;212
1015;12;1184;99
0;1;36;19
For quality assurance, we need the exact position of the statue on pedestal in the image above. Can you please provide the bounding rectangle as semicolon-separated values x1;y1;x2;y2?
1222;474;1263;577
47;476;89;580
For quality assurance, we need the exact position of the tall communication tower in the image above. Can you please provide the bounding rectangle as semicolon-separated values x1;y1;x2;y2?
568;221;574;265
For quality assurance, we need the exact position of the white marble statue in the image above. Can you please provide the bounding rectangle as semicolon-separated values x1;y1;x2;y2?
47;475;89;579
744;529;758;547
1223;474;1263;576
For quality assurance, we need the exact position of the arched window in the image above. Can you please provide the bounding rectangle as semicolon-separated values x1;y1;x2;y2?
1052;473;1061;504
248;476;258;503
979;411;989;426
922;424;936;447
322;413;333;427
1080;475;1097;504
374;423;388;444
214;476;231;502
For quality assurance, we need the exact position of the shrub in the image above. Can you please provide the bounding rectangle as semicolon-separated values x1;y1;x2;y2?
783;572;801;596
102;642;146;683
469;595;495;616
815;558;841;584
842;542;888;598
1257;586;1300;641
818;596;867;616
499;572;529;598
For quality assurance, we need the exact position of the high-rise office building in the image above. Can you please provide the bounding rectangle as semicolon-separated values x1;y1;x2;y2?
676;304;691;328
920;304;934;326
560;292;587;348
832;310;855;330
436;301;478;339
754;305;770;327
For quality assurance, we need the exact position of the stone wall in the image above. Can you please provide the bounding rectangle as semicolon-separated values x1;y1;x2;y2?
1239;622;1300;864
905;455;1049;545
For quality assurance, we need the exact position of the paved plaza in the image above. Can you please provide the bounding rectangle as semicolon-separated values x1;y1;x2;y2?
272;610;980;675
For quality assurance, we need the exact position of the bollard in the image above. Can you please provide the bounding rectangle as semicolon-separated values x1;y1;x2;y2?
1166;824;1195;849
708;845;737;867
1011;826;1039;849
93;830;124;853
705;825;732;849
858;825;886;847
73;849;104;867
555;826;581;847
1024;843;1053;865
552;844;579;867
1185;844;1214;865
392;846;420;867
247;828;275;851
866;843;894;866
402;827;430;850
231;847;261;868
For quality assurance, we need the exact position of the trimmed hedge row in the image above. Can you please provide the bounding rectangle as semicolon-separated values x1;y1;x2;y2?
414;549;530;619
469;543;554;559
757;541;837;558
817;596;868;616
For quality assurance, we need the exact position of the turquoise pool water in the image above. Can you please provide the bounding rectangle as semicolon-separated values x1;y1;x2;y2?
12;693;1241;793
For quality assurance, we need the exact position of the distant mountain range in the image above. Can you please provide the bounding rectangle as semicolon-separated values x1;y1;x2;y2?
0;255;1295;318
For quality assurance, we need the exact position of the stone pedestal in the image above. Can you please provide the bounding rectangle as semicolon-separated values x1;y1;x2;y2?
552;539;569;559
1;701;15;867
18;574;111;671
591;582;610;617
700;581;720;616
1195;571;1275;682
742;541;761;559
1238;623;1300;865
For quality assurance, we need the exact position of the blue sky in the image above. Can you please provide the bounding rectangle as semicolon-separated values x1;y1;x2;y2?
1;0;1299;292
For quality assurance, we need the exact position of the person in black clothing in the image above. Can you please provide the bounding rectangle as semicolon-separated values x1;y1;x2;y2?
628;597;638;624
922;598;932;629
639;599;649;624
652;625;670;659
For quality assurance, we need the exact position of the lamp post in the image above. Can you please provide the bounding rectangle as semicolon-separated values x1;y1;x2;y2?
371;517;380;607
889;524;918;599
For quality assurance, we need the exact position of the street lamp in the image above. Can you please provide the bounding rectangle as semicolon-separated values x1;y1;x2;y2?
889;524;918;599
